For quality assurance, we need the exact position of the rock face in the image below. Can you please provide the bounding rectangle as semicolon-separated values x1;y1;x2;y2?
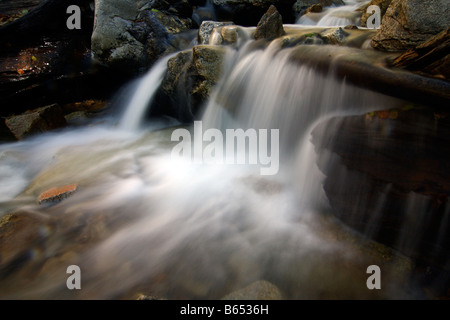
5;104;67;140
91;0;192;72
360;0;392;28
254;5;285;40
211;0;297;26
156;45;226;121
392;28;450;80
371;0;450;51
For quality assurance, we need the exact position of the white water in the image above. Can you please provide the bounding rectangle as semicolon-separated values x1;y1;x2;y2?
0;36;424;299
119;54;174;131
297;0;370;26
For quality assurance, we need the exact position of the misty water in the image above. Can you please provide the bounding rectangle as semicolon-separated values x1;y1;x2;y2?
0;0;441;299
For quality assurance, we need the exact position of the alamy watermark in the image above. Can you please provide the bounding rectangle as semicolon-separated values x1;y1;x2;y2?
366;5;381;29
171;121;280;176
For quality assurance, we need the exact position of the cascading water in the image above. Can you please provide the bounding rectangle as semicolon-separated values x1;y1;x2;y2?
297;0;370;26
0;24;444;299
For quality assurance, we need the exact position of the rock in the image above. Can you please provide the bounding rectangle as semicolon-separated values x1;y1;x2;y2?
5;104;67;140
305;3;322;14
221;25;239;44
392;28;450;80
371;0;450;51
254;5;285;40
157;45;226;121
198;21;234;44
91;0;192;72
191;45;226;104
37;183;78;204
221;280;283;300
212;0;297;26
293;0;344;18
360;0;392;28
320;27;349;45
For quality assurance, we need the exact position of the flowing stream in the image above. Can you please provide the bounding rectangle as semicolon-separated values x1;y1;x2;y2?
0;1;443;300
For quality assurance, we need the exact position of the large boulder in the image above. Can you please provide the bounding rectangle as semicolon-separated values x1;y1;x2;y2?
91;0;192;72
254;5;285;40
371;0;450;51
211;0;297;26
156;45;226;121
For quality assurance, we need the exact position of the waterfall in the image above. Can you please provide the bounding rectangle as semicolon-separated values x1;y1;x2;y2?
119;54;174;131
297;0;370;26
0;25;441;299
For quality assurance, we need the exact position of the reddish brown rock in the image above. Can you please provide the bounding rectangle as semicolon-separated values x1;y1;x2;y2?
37;183;78;204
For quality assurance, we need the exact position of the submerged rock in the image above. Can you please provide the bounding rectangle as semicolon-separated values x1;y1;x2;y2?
371;0;450;51
37;183;78;205
221;280;283;300
254;5;285;40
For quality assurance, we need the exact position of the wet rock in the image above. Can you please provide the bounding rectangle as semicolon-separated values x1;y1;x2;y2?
221;26;239;44
91;0;192;72
5;104;67;140
221;280;283;300
305;3;322;14
320;27;349;45
37;183;78;204
392;28;450;80
293;0;344;18
372;0;450;51
198;21;234;44
254;5;285;40
360;0;392;28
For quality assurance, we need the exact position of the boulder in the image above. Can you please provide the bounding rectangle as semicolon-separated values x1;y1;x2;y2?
371;0;450;51
254;5;285;40
198;20;234;44
91;0;192;72
392;28;450;80
5;104;67;140
360;0;392;28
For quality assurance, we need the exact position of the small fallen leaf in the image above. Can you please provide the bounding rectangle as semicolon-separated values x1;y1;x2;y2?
31;55;37;62
17;69;25;75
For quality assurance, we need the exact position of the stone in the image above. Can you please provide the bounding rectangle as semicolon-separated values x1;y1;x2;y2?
5;104;67;140
371;0;450;51
37;183;78;204
360;0;392;28
221;26;239;44
305;3;322;14
198;21;234;44
221;280;283;300
254;5;285;40
320;27;349;45
392;28;450;80
91;0;192;72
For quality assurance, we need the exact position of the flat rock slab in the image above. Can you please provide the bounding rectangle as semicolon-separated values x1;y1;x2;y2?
37;183;78;204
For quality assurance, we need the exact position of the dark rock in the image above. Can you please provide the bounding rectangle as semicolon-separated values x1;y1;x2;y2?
211;0;297;26
392;28;450;80
254;5;285;40
5;104;67;140
372;0;450;51
305;3;322;14
311;107;450;270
